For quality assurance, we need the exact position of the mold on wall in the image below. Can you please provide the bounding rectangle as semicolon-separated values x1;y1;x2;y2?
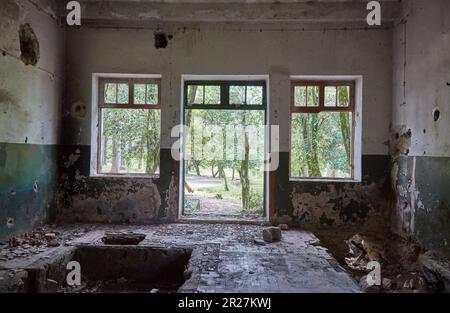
0;143;58;240
53;147;179;224
272;153;391;233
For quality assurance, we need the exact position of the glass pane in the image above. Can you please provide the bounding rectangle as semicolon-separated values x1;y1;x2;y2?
307;86;319;107
101;109;161;175
134;84;146;104
294;86;307;107
184;109;265;218
104;83;117;104
187;85;204;105
204;85;221;104
290;112;352;178
338;86;350;107
147;84;159;105
247;86;263;105
325;86;337;107
117;83;129;104
230;86;246;105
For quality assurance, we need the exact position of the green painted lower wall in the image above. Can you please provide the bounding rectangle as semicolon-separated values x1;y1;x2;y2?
393;155;450;258
0;143;58;241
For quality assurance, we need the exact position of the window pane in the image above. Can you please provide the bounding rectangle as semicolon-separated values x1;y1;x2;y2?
325;86;337;107
307;86;319;107
104;83;117;103
117;83;129;104
338;86;350;107
247;86;263;105
290;112;352;178
187;85;204;105
100;109;160;175
204;85;221;104
147;84;159;105
294;86;307;107
134;84;146;104
230;86;246;104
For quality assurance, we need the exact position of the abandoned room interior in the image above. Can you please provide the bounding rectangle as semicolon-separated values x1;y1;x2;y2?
1;0;450;297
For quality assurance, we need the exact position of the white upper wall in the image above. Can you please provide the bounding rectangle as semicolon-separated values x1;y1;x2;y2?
64;23;392;154
0;0;64;145
392;0;450;157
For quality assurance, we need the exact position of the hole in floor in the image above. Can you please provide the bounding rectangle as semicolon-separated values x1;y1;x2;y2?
42;246;193;293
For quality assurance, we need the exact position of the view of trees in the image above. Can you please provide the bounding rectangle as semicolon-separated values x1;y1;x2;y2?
291;84;353;178
99;79;353;216
184;84;265;216
100;81;161;174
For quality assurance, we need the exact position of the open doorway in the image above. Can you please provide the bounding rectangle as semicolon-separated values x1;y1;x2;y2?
181;80;267;221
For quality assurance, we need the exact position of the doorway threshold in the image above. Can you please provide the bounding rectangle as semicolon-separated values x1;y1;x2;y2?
179;215;267;226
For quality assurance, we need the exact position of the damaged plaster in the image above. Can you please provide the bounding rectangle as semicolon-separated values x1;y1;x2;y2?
19;23;40;66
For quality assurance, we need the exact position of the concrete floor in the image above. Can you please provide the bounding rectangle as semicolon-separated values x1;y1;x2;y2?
0;223;361;293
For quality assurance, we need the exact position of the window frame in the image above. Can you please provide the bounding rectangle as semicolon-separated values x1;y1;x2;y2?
184;80;267;110
96;77;162;177
289;80;356;180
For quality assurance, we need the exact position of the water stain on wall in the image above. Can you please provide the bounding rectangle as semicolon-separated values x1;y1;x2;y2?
19;23;40;66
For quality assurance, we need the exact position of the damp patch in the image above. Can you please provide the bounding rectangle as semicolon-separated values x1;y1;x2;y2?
19;24;40;66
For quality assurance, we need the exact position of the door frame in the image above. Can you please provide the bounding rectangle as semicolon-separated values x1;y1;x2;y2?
178;75;270;222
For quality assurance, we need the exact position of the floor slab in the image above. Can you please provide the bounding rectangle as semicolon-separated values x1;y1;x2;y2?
0;223;361;293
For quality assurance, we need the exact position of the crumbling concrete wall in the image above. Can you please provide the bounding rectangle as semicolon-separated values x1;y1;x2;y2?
58;20;392;231
391;0;450;257
0;0;64;240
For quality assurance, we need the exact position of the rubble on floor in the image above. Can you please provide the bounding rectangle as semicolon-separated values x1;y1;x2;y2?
262;227;282;243
419;251;450;292
101;232;146;245
341;233;440;293
0;269;28;293
0;223;362;293
0;226;95;261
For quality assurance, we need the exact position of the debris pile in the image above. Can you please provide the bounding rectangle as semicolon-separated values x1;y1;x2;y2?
0;226;92;262
343;233;433;293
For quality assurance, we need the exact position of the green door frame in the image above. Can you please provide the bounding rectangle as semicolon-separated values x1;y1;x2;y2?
181;80;268;219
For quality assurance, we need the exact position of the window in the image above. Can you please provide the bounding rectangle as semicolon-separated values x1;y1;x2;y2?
185;81;265;107
97;78;161;175
290;81;355;179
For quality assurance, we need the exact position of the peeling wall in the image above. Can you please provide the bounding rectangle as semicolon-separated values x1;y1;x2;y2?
54;147;179;224
391;0;450;257
273;154;391;233
58;20;392;230
0;0;64;240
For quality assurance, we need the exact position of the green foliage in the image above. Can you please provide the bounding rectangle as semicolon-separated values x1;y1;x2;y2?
101;108;160;174
291;85;352;178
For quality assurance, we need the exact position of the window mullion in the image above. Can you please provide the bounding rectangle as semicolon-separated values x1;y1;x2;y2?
319;83;325;110
129;80;134;105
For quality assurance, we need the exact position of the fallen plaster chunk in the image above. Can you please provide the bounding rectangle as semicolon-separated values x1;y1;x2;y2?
262;227;282;243
101;232;146;245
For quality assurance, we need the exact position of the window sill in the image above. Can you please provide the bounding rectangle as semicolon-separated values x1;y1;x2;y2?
289;177;361;183
90;174;160;179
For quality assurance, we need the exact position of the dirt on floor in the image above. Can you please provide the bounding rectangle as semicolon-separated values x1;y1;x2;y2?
314;228;445;293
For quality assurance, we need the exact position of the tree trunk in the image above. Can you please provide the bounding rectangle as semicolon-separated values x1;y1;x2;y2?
102;136;108;166
185;180;194;193
111;137;120;173
218;163;229;191
301;115;321;177
146;110;160;174
239;115;251;210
